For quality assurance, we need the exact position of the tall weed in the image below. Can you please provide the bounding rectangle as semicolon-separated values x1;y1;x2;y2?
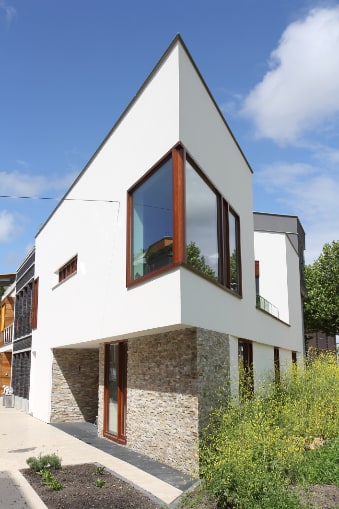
200;352;339;509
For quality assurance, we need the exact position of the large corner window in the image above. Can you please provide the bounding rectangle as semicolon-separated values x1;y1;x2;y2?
185;161;218;280
130;156;173;280
127;143;242;295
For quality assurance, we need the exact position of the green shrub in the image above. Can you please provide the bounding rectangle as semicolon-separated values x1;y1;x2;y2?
200;352;339;509
26;453;62;472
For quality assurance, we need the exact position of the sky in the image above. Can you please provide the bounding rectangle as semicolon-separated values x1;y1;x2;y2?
0;0;338;273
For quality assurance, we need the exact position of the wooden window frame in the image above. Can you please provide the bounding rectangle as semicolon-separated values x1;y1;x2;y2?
126;144;184;287
126;142;242;295
274;346;280;385
58;255;77;283
238;339;254;397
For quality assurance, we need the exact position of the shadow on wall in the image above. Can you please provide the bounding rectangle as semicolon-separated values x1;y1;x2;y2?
51;348;99;423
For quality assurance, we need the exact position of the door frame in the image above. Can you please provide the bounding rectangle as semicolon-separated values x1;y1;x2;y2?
103;341;127;444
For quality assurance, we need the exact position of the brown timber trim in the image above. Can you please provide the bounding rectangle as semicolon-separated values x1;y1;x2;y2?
223;199;230;289
126;192;132;286
31;277;39;330
233;207;242;297
126;141;243;296
173;144;185;265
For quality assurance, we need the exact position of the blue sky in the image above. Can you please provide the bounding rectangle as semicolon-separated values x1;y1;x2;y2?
0;0;338;272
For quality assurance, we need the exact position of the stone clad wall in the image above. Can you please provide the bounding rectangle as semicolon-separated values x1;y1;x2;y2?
51;348;99;423
127;328;199;475
196;329;230;429
96;328;231;475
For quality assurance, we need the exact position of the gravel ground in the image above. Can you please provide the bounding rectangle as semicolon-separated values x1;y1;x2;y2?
22;463;163;509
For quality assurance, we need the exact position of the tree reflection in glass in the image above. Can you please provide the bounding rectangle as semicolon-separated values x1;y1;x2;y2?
185;161;218;279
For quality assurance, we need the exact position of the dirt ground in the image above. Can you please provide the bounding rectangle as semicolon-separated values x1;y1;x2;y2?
22;463;163;509
22;463;339;509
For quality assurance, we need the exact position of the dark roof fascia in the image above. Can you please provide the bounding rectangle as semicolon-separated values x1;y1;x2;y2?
253;211;306;257
36;34;253;238
0;273;16;288
253;211;305;236
15;247;35;273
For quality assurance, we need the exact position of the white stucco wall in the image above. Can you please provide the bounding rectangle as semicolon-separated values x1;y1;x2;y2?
254;232;289;323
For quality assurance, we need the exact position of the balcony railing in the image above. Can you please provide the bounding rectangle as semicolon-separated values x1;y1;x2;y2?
256;294;279;319
0;324;14;345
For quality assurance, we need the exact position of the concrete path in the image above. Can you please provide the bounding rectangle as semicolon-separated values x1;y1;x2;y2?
0;405;195;508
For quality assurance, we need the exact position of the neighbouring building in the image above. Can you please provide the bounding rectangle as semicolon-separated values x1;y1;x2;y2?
0;273;16;390
305;332;337;354
28;36;305;474
12;248;37;412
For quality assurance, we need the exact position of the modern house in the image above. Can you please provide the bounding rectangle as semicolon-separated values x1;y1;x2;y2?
0;273;16;390
28;36;305;474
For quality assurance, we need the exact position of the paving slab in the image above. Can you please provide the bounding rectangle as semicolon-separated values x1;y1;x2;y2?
0;405;198;508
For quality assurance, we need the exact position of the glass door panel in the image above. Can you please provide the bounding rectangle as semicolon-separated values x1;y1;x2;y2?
104;342;127;444
108;344;119;435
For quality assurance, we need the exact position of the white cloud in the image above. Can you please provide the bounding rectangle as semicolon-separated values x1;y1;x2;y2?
0;210;15;242
255;162;339;262
0;0;16;25
0;169;77;197
242;6;339;144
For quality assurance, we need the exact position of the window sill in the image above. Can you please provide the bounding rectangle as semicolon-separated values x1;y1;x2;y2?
52;271;77;290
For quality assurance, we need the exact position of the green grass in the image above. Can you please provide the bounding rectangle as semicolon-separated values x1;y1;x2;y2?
299;437;339;486
199;352;339;509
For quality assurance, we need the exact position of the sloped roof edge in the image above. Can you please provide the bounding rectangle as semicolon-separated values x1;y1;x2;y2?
36;34;253;237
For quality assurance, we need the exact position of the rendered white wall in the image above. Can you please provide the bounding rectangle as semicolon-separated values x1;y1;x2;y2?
178;43;263;345
253;342;274;389
32;44;182;420
254;232;289;323
285;237;304;355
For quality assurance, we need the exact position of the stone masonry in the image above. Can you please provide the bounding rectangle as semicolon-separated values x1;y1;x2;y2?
51;348;99;423
97;328;230;475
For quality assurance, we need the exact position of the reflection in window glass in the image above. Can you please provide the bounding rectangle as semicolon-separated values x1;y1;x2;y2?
229;210;239;292
132;158;173;279
185;161;218;279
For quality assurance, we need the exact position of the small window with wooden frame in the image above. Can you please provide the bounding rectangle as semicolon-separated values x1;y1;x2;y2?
127;142;242;294
58;255;78;283
238;339;254;398
274;346;280;385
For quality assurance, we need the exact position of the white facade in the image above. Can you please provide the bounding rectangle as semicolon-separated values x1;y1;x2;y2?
29;36;305;457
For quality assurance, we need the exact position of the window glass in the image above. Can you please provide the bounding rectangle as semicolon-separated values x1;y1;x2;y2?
229;210;240;292
132;158;173;280
185;161;218;279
